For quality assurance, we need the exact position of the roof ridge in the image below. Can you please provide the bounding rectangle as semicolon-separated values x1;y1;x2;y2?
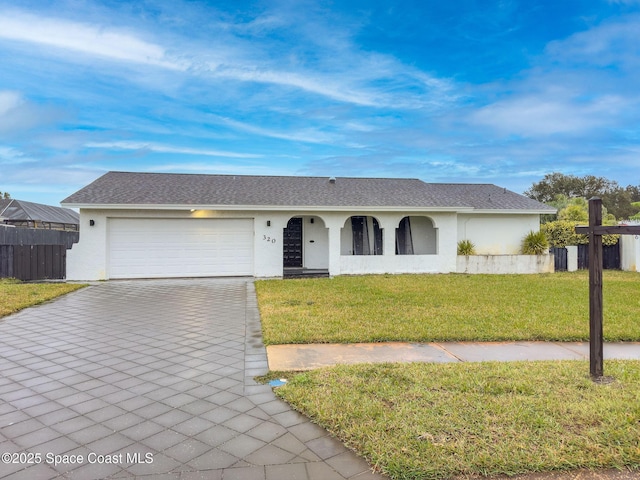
104;171;422;182
0;198;13;217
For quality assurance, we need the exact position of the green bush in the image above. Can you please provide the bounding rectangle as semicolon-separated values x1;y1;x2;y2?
541;220;619;247
457;239;476;255
522;230;549;254
541;220;583;247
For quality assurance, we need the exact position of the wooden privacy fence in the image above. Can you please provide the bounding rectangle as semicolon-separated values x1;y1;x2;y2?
550;247;568;271
551;243;621;271
0;244;68;281
0;225;77;281
0;226;78;248
578;243;620;270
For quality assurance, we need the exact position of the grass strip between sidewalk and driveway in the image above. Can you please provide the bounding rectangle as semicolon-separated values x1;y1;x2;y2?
271;360;640;480
256;271;640;345
0;278;85;318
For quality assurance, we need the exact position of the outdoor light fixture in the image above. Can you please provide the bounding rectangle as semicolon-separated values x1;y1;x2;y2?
89;220;95;226
267;220;271;226
310;218;314;223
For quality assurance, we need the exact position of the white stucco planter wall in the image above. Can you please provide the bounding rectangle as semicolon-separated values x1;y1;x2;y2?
457;254;554;274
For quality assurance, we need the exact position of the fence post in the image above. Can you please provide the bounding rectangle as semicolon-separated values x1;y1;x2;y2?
588;197;604;379
566;245;578;272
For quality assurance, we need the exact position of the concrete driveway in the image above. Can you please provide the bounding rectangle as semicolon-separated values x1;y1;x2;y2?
0;279;384;480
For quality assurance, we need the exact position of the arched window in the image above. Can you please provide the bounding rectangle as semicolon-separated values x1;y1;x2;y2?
341;216;383;255
396;216;437;255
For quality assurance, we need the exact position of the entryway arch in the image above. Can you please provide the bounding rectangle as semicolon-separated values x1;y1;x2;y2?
283;216;329;276
395;216;438;255
340;215;384;255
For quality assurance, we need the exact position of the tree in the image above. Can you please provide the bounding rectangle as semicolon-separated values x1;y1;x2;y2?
524;173;585;203
525;173;640;220
625;185;640;202
558;204;588;223
601;187;637;220
0;191;10;199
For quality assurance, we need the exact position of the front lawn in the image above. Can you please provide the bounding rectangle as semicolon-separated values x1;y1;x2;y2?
274;360;640;479
0;278;86;318
256;271;640;344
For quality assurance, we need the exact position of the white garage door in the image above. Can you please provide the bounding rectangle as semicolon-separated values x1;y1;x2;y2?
108;218;254;279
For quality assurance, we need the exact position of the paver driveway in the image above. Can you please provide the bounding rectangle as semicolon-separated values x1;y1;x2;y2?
0;279;385;480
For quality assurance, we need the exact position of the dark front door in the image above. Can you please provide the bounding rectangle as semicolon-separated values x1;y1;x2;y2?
283;217;303;268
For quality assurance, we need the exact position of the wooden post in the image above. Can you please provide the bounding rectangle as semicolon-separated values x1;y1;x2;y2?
588;197;604;379
576;205;640;381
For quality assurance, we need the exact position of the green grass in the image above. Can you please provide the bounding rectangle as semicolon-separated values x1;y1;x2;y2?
0;278;86;318
256;271;640;345
274;361;640;479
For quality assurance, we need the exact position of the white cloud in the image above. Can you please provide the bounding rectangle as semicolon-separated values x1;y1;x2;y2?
606;0;640;4
544;14;640;70
470;93;626;137
0;90;22;115
0;10;186;70
149;162;286;176
0;90;63;135
85;141;262;159
0;8;457;109
211;66;379;106
213;115;339;144
466;14;640;140
0;145;34;164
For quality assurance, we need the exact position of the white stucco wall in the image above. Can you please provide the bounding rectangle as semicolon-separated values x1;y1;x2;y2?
302;216;329;269
66;208;541;280
457;214;541;254
67;209;110;281
457;254;554;274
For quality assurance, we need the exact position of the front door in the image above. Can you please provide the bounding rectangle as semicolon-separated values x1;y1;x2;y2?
283;217;303;268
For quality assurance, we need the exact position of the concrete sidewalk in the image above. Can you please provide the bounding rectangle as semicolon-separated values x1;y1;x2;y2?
267;341;640;371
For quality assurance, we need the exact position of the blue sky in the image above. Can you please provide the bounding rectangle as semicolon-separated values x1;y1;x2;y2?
1;0;639;206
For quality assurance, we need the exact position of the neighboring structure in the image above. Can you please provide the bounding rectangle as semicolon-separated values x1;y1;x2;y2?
61;171;555;280
0;199;79;231
0;200;80;281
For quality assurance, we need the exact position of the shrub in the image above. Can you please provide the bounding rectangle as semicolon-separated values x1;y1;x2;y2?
541;220;619;247
522;230;549;255
457;239;476;255
541;220;583;247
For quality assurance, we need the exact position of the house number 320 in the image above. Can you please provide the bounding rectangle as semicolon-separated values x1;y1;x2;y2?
263;235;276;243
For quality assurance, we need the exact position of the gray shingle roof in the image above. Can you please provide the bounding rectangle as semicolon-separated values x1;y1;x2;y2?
0;199;79;225
61;171;555;212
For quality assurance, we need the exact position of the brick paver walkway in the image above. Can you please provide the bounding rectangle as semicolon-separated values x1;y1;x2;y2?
0;279;384;479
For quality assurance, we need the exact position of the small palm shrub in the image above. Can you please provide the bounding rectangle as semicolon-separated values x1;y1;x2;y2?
457;239;476;255
522;230;549;255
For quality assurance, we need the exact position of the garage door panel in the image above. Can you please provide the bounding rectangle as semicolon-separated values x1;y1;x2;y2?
108;218;254;279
